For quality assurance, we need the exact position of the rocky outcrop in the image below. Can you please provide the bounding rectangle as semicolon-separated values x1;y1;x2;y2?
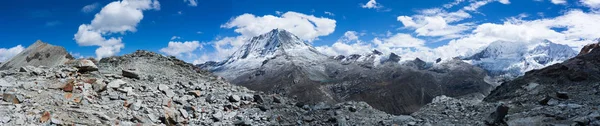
0;40;73;70
578;42;599;56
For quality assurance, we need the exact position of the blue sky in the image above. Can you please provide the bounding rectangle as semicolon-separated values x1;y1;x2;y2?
1;0;600;64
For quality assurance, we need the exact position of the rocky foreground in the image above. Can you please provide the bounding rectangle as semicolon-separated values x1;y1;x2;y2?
0;50;411;125
1;41;599;125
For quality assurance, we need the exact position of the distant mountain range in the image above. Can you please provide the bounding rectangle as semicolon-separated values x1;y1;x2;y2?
200;29;495;115
463;40;577;78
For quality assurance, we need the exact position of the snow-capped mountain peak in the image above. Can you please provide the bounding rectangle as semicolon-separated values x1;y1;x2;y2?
224;29;324;64
464;40;577;77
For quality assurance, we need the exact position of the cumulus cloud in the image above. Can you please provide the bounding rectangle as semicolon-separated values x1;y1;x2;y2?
397;0;510;40
316;31;373;56
581;0;600;8
221;11;336;42
361;0;382;9
82;3;100;13
193;36;248;64
73;0;160;59
0;45;25;62
159;41;202;57
316;31;428;59
183;0;198;7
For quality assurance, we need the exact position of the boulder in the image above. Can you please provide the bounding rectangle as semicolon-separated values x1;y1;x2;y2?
556;92;569;99
485;104;509;125
2;93;22;104
229;95;241;102
122;69;140;79
107;79;126;89
76;60;98;72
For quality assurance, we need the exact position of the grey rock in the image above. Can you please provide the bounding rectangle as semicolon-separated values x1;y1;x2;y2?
92;81;107;92
253;94;264;103
158;84;175;98
76;59;98;72
107;79;126;89
234;119;252;126
122;69;140;79
485;104;509;125
132;101;142;110
273;96;283;103
523;83;539;91
2;93;20;104
212;112;223;121
147;113;159;123
179;109;189;119
556;92;569;99
51;118;62;124
0;116;10;123
229;95;241;102
567;103;583;109
0;79;13;87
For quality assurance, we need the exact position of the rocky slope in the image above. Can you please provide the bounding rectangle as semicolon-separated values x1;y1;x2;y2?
409;42;600;125
201;29;494;115
0;40;73;70
0;47;411;125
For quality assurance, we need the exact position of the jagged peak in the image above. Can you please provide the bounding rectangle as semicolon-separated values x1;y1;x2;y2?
223;29;324;63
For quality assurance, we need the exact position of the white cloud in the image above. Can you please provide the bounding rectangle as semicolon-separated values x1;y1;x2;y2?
581;0;600;8
361;0;383;9
316;31;429;59
428;9;600;60
183;0;198;7
159;41;202;57
397;10;474;40
324;11;335;16
551;0;567;4
195;36;248;63
373;33;426;49
221;11;336;42
443;0;466;8
171;36;181;40
73;0;160;59
82;3;100;13
0;45;25;62
498;0;511;4
397;0;511;40
316;31;373;56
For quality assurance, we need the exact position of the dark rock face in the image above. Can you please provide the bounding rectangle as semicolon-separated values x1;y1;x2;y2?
0;40;74;70
387;53;401;63
218;55;491;115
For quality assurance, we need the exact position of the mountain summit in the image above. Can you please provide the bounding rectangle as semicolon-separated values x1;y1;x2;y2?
225;29;324;63
206;29;328;80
